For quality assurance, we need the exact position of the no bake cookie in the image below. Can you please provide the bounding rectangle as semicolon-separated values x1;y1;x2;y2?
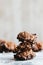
17;31;37;43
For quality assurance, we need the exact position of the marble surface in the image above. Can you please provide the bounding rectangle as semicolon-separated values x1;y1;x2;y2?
0;51;43;65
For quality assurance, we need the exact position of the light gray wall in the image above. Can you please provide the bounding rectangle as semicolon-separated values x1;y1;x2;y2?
21;0;43;41
0;0;43;43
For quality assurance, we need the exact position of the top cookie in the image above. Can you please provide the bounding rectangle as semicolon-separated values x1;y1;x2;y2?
17;31;37;43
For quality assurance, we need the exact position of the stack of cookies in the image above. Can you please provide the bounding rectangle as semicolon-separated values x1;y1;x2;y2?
0;31;43;60
14;31;42;60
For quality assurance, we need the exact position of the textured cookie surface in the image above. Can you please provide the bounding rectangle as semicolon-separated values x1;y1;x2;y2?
14;42;31;53
17;31;37;43
4;41;17;52
14;49;35;60
0;40;17;52
32;42;43;52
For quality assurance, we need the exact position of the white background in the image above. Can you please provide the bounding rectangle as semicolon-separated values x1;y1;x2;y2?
0;0;43;43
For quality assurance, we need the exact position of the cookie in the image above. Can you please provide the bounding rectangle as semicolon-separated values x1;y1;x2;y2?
4;41;17;52
13;42;31;53
32;42;43;52
17;31;37;43
0;40;17;52
14;49;35;60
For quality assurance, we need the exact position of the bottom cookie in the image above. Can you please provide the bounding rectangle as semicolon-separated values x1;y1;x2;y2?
14;49;35;60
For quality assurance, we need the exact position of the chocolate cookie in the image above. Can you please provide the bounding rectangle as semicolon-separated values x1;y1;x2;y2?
17;31;37;43
13;42;31;53
4;41;17;52
14;49;35;60
0;40;17;52
32;42;43;52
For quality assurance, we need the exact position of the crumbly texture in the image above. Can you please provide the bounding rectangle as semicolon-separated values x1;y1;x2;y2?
17;31;37;43
14;31;43;60
32;42;43;52
5;42;17;52
0;40;17;52
14;49;35;60
13;42;31;53
14;42;36;60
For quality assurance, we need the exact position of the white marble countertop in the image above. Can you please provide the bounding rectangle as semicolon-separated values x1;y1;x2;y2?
0;51;43;65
